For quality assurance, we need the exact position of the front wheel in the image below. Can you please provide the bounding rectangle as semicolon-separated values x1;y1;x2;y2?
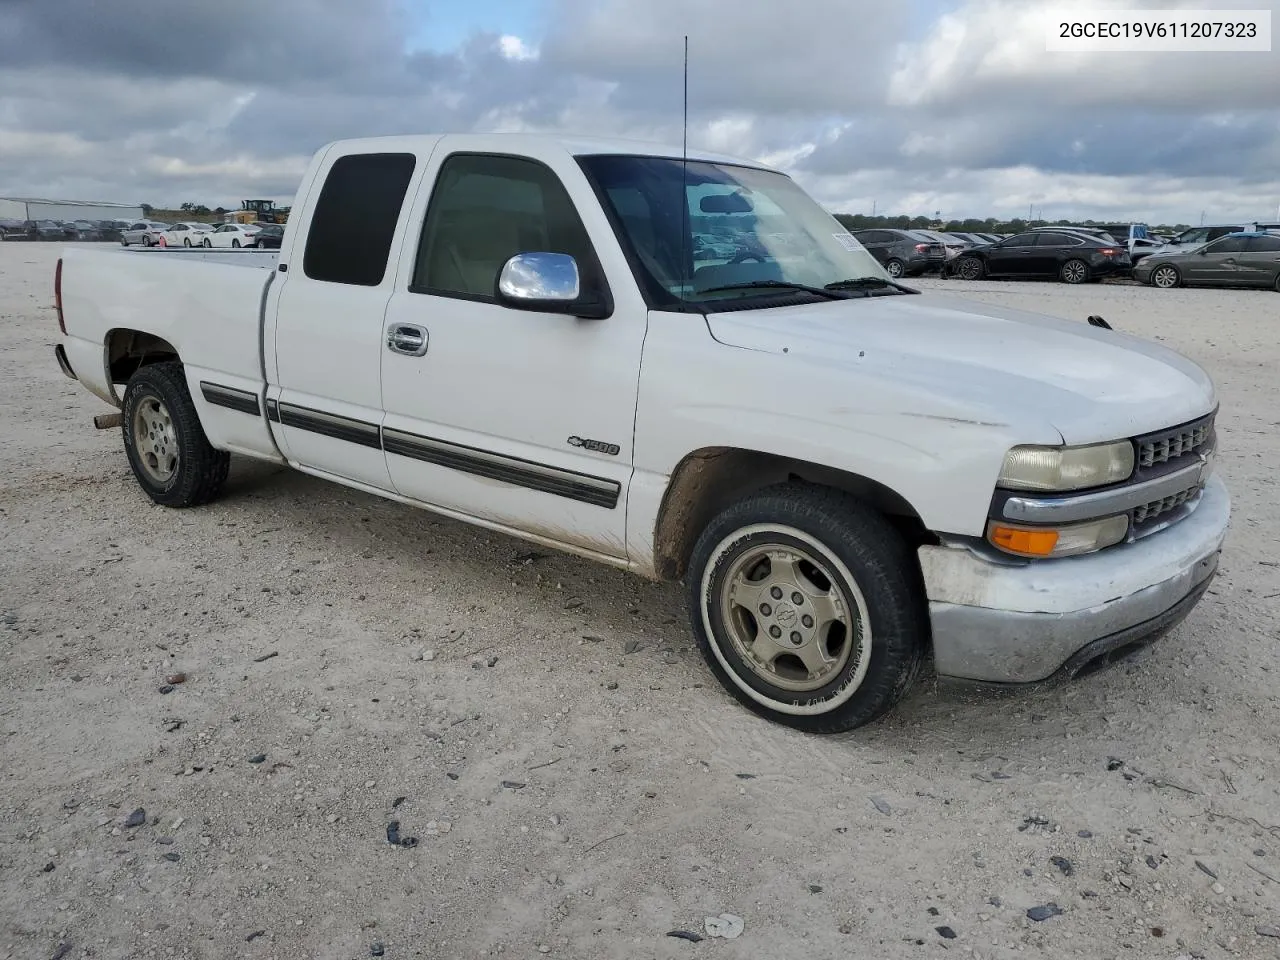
231;239;240;248
121;361;229;508
957;256;984;281
202;238;211;247
1060;259;1090;284
688;484;927;733
183;238;191;247
884;258;905;279
1151;264;1181;288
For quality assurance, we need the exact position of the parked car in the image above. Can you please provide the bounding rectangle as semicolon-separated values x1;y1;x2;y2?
51;132;1228;734
201;223;261;248
159;222;214;247
26;220;68;241
914;229;968;262
1129;237;1170;265
0;218;27;240
1133;231;1280;291
953;230;1132;283
68;220;101;241
96;220;129;243
850;228;946;277
249;223;285;249
1162;224;1253;252
121;221;170;246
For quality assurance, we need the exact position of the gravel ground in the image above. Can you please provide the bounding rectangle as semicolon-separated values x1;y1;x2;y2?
2;242;1278;960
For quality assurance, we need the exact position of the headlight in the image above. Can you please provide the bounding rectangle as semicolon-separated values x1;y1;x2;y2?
998;441;1134;492
988;515;1129;558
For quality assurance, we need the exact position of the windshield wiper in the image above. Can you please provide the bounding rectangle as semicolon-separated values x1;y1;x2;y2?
696;280;852;300
824;277;917;294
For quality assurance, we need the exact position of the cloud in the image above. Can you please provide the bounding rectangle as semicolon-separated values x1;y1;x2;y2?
0;0;1275;223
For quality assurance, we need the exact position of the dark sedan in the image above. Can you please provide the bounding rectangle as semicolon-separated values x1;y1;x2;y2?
1133;232;1280;292
249;223;285;249
953;230;1131;284
850;228;946;277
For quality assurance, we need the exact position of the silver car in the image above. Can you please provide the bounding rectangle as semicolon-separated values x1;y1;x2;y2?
120;221;171;247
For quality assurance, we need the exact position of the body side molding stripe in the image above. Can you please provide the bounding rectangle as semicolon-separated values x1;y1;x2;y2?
383;427;620;509
275;402;381;449
199;381;261;417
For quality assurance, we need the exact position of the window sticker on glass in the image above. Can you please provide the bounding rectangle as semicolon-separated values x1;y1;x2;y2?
832;232;861;252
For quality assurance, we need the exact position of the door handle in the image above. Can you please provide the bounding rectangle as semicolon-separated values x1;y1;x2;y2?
386;323;429;357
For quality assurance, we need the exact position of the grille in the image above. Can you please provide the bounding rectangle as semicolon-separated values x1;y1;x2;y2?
1133;485;1200;524
1137;415;1213;468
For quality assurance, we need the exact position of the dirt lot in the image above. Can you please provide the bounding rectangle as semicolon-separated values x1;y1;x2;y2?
2;242;1278;960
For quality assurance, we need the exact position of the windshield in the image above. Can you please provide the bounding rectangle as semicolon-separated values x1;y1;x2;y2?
577;154;887;308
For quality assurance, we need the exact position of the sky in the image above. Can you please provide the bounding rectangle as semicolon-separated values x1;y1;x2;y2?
0;0;1277;225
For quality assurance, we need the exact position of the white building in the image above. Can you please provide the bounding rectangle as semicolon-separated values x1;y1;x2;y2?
0;197;145;222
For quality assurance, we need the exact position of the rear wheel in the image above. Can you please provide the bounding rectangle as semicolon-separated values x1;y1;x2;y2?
1060;259;1090;284
231;239;240;248
121;361;229;508
957;256;984;281
884;258;905;279
1151;264;1181;288
183;238;191;247
688;484;927;733
202;238;211;248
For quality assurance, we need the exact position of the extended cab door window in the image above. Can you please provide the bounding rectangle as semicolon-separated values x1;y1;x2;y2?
379;149;640;560
269;151;417;490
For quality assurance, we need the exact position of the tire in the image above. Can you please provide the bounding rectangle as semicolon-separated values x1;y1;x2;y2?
121;361;229;508
884;258;905;279
232;239;240;248
1151;264;1180;289
183;238;191;247
203;238;211;248
1274;272;1280;293
687;484;927;734
957;256;984;281
1060;259;1090;284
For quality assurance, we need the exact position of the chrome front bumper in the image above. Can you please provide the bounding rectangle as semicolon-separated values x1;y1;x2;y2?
920;475;1230;686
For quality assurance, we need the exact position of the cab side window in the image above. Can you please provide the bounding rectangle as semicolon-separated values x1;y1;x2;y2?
303;152;417;286
412;153;602;301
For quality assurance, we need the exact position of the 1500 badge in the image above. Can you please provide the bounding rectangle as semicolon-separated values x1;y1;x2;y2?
567;436;620;456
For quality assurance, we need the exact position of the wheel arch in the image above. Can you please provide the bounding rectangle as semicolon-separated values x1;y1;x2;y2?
651;446;935;582
104;328;181;404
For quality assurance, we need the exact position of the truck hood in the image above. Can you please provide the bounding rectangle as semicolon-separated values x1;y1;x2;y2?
704;292;1215;443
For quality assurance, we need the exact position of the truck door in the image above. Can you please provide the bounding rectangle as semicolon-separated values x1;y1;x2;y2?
379;143;645;560
265;149;421;490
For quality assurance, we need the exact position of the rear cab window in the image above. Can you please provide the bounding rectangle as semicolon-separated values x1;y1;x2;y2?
303;153;417;286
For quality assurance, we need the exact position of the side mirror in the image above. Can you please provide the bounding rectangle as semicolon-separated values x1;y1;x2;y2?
497;252;610;319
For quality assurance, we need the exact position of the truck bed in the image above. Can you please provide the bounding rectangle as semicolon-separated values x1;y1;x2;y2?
59;246;278;459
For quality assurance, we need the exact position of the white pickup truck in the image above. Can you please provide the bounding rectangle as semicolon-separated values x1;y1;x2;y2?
52;133;1230;733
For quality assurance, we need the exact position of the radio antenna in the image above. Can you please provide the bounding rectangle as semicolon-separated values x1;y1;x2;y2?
682;35;689;161
680;35;690;297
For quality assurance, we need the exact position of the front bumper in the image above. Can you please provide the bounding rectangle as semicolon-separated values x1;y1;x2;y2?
920;474;1229;686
